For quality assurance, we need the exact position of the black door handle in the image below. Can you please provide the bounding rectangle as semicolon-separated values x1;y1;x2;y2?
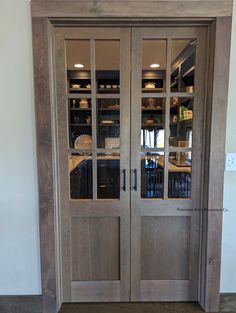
122;169;126;191
134;169;137;191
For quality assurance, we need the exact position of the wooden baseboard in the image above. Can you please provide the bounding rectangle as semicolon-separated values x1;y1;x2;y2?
220;293;236;312
0;293;235;313
0;296;42;313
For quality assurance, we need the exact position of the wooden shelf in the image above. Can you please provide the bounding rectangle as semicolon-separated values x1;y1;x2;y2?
99;123;120;126
70;123;92;126
142;107;163;111
70;108;91;111
142;88;164;92
180;119;192;123
70;88;91;92
98;108;120;111
98;88;120;93
142;123;163;127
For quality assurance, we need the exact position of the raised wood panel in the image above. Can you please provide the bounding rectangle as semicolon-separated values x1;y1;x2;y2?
31;1;232;18
141;217;190;280
71;217;120;281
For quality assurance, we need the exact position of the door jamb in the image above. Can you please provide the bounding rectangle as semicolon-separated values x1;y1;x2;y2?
31;17;232;313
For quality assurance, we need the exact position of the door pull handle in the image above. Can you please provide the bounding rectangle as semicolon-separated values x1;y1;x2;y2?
122;169;126;192
133;169;137;191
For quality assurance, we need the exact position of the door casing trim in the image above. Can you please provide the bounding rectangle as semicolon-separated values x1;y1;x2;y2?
31;17;232;313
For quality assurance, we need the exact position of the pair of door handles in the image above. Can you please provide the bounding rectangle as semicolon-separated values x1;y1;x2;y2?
122;169;137;192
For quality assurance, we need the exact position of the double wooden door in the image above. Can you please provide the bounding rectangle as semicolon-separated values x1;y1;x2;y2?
54;26;207;303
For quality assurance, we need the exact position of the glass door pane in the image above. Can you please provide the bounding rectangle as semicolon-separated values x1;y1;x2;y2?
95;40;121;199
141;40;167;199
66;40;93;199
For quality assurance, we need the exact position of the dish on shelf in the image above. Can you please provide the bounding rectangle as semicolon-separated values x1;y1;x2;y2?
74;134;92;152
112;85;118;89
144;82;156;89
183;110;193;120
86;84;91;89
186;86;194;93
71;84;81;89
100;120;114;124
106;85;112;89
108;104;120;109
99;85;105;89
79;98;89;108
144;118;156;124
105;137;120;149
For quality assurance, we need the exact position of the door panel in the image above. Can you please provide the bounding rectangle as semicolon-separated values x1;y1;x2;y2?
55;27;131;302
131;27;207;301
55;26;207;304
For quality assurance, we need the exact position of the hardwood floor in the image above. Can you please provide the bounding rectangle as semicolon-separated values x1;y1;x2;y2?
59;302;204;313
0;296;236;313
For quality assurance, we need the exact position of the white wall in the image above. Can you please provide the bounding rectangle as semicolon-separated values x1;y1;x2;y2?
0;0;41;294
221;0;236;292
0;0;235;295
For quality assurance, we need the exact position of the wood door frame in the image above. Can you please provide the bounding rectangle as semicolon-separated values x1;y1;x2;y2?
31;8;232;313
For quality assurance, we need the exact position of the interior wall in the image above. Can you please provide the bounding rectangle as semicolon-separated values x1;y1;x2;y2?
0;0;41;294
220;0;236;292
0;0;235;295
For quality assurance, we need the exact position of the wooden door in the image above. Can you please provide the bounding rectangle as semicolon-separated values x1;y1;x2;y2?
54;27;131;302
130;27;207;301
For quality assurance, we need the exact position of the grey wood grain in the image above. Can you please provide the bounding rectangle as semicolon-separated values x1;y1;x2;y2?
141;216;190;280
32;18;57;313
31;1;233;18
71;217;120;281
202;17;232;313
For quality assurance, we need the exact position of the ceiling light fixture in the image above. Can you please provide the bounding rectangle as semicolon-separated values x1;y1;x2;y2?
74;64;84;68
150;63;160;68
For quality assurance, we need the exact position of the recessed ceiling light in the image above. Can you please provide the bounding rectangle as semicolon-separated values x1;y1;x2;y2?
74;64;84;68
150;63;160;68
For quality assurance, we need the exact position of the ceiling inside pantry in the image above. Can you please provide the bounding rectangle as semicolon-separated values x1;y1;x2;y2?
66;39;190;71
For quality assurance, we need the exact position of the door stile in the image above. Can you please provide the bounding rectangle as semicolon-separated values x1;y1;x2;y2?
54;30;72;301
90;38;98;200
119;27;131;301
130;28;142;301
163;38;171;199
188;28;207;300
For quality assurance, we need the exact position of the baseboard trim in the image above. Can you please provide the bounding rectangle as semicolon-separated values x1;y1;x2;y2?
0;295;42;313
220;293;236;312
0;293;235;313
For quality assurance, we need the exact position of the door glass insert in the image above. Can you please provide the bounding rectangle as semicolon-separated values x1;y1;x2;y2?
66;40;91;94
66;40;93;199
95;40;121;199
141;152;164;199
66;40;92;150
97;153;120;199
142;40;166;92
69;153;93;199
169;97;193;148
140;38;195;199
97;98;120;149
140;40;166;198
96;40;120;94
141;98;165;149
168;152;192;198
171;40;196;93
